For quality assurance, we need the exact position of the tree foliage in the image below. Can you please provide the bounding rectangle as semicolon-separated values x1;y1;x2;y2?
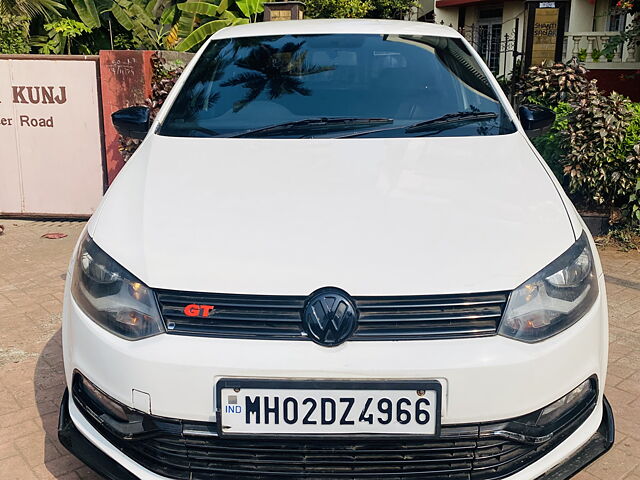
367;0;417;18
304;0;372;18
304;0;417;19
0;14;30;53
235;0;262;21
34;17;93;53
0;0;62;20
175;0;248;51
98;0;255;51
109;0;176;49
69;0;100;27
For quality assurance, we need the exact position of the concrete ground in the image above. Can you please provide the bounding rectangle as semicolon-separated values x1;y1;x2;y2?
0;219;639;480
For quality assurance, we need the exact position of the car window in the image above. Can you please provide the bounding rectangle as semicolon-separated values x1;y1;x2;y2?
159;33;516;138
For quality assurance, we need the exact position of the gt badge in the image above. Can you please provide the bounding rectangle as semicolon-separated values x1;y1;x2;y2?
183;304;215;317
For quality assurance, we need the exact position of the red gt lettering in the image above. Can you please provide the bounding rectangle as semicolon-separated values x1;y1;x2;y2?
184;304;215;317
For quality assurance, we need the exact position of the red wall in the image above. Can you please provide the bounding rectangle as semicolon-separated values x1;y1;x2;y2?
99;51;154;185
586;69;640;102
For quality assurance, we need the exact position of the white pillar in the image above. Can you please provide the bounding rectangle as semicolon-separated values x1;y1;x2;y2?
568;0;595;32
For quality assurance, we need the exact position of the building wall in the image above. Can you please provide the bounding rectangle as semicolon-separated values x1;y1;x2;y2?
501;1;527;76
418;0;435;20
568;0;596;32
587;69;640;101
434;5;459;27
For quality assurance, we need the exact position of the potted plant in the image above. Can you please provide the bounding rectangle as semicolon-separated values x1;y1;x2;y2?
579;211;611;236
577;48;588;62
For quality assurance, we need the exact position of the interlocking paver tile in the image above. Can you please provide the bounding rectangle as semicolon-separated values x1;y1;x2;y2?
0;217;639;479
0;454;39;479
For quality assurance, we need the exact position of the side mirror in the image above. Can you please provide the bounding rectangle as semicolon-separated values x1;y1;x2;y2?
112;106;150;140
518;105;555;138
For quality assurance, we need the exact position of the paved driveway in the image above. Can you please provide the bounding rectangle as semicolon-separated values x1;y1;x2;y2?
0;219;639;480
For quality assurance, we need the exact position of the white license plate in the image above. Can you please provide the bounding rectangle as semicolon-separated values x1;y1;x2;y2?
216;380;441;436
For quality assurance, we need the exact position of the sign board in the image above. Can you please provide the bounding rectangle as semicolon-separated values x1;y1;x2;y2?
524;2;566;68
0;56;105;216
531;8;560;65
263;2;304;21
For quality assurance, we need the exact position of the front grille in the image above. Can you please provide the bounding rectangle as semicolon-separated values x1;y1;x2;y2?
72;388;596;480
126;433;543;479
156;290;509;341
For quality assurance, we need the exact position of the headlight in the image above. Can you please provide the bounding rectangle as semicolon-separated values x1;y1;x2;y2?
499;231;598;342
71;234;164;340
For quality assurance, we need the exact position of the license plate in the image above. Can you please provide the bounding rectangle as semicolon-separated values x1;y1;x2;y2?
216;379;441;436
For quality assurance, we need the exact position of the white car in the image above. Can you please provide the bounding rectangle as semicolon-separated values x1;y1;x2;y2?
58;19;613;480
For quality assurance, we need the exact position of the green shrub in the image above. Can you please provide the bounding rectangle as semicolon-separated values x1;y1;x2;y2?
516;61;589;108
367;0;418;18
304;0;417;18
531;102;572;179
517;62;640;227
304;0;373;18
0;15;30;54
623;105;640;223
560;83;640;225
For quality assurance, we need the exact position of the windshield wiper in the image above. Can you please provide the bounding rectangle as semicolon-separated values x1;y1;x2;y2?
335;111;499;138
227;117;394;138
404;111;497;134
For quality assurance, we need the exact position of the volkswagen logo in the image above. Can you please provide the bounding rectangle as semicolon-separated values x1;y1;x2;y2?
302;289;358;346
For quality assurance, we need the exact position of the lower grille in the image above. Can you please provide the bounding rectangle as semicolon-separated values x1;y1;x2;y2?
71;379;597;480
155;290;509;341
78;418;589;480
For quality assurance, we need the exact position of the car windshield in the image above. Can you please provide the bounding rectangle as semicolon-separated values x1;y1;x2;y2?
159;33;516;138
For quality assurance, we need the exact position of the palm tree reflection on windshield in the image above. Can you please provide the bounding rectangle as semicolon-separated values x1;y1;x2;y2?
221;41;335;112
170;56;232;125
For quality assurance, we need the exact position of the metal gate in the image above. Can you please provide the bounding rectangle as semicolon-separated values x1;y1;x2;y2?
459;22;522;80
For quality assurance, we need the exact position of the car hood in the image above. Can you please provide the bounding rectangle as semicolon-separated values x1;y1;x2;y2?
91;133;575;296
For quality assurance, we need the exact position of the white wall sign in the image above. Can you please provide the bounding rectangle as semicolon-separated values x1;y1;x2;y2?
0;57;105;216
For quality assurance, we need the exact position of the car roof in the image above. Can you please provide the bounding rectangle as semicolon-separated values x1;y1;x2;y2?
211;19;462;40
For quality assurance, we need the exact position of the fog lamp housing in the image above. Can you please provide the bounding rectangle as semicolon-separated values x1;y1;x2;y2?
72;372;146;438
538;378;594;426
481;376;598;444
71;371;181;440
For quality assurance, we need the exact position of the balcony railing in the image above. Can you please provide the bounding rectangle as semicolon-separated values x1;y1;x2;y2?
563;31;639;67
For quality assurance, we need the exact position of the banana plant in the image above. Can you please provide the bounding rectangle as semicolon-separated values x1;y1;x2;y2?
69;0;101;28
109;0;179;49
175;0;248;52
236;0;262;22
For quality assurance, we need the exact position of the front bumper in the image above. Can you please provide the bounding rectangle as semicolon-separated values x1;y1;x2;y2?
61;274;610;425
59;388;614;480
60;271;611;479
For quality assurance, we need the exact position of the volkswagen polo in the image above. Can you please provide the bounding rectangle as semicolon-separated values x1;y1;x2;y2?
58;19;613;480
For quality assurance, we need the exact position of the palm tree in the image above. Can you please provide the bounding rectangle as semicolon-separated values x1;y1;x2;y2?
221;41;335;112
0;0;63;19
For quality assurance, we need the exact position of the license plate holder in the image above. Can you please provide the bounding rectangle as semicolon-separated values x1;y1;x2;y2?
215;379;442;437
